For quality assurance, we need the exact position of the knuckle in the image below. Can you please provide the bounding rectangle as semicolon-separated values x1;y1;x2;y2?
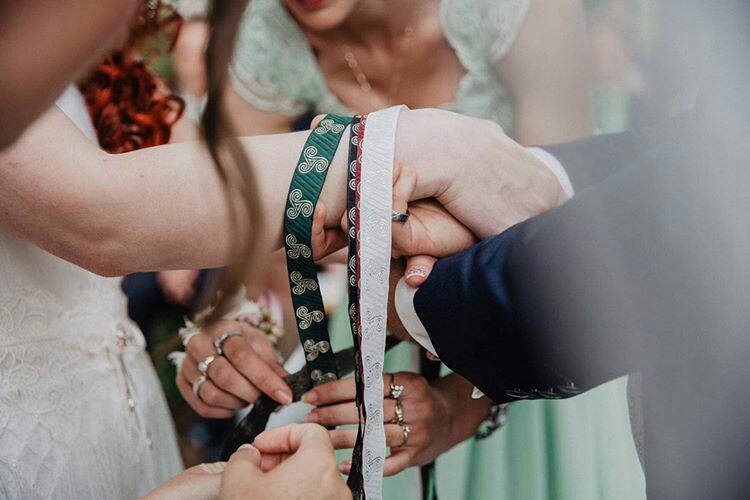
254;370;276;390
228;344;252;365
185;337;203;355
207;319;235;334
245;386;261;403
201;387;220;406
196;406;213;418
212;366;232;387
317;410;334;426
410;376;428;393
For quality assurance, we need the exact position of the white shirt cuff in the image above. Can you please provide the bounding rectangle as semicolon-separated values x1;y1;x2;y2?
527;147;575;198
394;278;437;356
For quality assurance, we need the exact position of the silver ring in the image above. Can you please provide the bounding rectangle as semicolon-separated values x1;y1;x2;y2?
391;209;410;223
389;374;404;399
213;331;240;356
192;375;208;401
198;355;217;376
391;399;405;425
399;424;411;447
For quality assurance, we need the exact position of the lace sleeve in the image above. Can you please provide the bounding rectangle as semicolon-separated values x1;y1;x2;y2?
441;0;530;68
488;0;530;62
229;0;323;117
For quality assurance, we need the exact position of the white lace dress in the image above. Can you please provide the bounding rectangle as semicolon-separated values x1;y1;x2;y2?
0;88;182;499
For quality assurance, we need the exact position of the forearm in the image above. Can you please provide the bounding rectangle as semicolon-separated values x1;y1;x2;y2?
0;106;348;275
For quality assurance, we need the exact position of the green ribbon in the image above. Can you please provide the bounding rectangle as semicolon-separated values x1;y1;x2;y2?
284;114;351;384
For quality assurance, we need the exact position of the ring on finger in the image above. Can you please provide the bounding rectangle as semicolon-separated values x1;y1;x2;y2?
398;424;411;447
197;355;217;376
391;399;405;425
391;209;410;224
192;375;208;402
213;331;241;356
389;374;404;400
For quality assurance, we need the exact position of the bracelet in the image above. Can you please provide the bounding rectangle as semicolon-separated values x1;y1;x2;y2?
178;287;287;347
475;404;509;440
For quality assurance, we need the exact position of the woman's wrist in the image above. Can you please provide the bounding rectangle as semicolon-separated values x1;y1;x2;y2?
434;374;492;445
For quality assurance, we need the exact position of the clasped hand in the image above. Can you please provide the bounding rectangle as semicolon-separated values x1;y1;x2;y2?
145;424;351;500
173;109;568;492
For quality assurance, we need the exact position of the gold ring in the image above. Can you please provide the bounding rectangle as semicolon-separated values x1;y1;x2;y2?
399;424;411;447
391;399;405;425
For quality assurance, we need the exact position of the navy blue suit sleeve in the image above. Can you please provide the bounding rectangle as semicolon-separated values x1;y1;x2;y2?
542;133;640;192
412;139;690;403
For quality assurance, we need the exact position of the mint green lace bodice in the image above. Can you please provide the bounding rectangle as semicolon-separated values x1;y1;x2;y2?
228;0;529;134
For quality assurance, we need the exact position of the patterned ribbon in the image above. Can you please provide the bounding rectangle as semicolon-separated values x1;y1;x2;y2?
358;105;405;499
346;115;366;498
284;114;351;384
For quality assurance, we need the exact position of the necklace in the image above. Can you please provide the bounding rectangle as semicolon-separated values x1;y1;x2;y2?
342;22;416;109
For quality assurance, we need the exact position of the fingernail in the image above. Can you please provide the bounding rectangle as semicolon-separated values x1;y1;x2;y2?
238;443;256;451
305;411;319;423
275;390;292;405
301;391;318;404
339;461;351;474
405;267;428;280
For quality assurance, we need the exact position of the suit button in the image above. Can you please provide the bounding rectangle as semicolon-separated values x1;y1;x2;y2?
505;388;532;399
558;381;582;395
538;387;562;399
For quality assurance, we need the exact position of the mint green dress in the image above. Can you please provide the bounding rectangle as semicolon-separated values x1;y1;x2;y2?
191;0;647;497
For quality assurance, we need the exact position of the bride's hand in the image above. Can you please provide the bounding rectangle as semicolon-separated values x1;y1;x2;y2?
301;372;489;476
389;164;477;260
177;320;292;419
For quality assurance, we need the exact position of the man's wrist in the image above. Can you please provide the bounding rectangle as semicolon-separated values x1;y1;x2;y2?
526;147;575;200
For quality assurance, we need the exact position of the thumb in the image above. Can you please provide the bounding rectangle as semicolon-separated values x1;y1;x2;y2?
312;201;348;259
404;255;437;288
310;114;326;130
222;444;263;487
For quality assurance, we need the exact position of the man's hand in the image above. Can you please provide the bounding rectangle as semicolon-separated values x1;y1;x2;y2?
220;424;351;500
396;109;568;240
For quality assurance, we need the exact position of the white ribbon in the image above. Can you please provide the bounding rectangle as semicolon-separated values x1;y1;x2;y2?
358;105;405;499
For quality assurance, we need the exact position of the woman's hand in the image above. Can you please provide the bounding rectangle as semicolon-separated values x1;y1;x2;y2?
221;424;351;500
142;462;226;500
157;269;200;306
390;165;478;260
176;319;292;419
301;372;491;476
